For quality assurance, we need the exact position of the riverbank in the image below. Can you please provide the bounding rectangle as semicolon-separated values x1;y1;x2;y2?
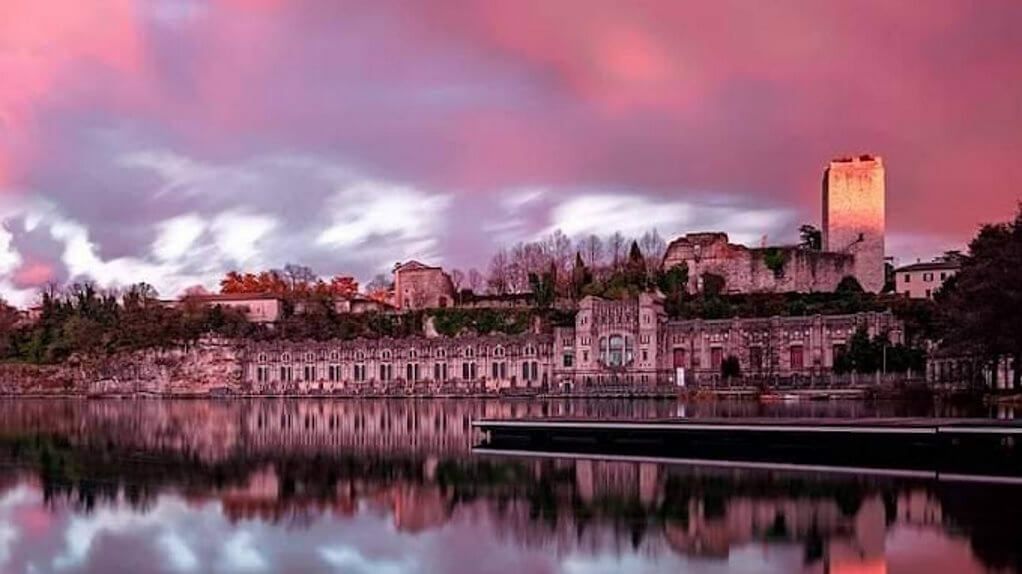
0;386;990;405
0;339;1003;403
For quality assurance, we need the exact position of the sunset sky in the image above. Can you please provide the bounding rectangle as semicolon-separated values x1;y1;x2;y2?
1;0;1020;305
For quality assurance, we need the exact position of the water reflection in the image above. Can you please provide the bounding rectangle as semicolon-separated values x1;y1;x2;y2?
0;399;1018;573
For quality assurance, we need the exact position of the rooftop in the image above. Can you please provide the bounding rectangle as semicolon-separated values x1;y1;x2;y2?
894;260;961;273
185;292;282;302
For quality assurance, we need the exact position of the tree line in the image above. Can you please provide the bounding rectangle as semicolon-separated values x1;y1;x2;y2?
0;283;255;364
444;229;669;299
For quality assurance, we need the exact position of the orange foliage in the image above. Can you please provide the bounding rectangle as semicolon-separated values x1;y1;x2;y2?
366;288;392;305
327;276;359;298
219;271;359;298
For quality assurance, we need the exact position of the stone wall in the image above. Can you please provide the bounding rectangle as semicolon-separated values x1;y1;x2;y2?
662;233;855;294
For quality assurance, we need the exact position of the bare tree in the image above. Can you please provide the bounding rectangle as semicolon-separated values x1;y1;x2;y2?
578;234;605;269
640;229;667;276
450;268;465;292
543;230;573;278
182;284;210;297
607;231;627;271
282;263;316;290
467;268;485;293
365;273;392;294
507;242;530;293
487;249;511;295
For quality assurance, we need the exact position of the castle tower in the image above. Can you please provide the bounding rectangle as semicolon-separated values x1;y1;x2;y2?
822;155;885;293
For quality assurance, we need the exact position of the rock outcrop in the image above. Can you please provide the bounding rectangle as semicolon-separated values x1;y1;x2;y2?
0;337;244;396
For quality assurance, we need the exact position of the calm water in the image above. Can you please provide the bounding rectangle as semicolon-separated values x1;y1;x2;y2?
0;398;1019;574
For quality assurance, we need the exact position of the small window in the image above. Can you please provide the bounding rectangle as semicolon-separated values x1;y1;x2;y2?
790;346;804;370
711;348;723;368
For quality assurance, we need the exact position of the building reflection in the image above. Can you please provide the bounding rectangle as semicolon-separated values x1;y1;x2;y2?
0;399;1018;573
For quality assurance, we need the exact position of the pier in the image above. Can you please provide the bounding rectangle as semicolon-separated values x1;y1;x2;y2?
473;418;1022;479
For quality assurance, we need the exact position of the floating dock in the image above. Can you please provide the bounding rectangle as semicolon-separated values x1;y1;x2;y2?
473;418;1022;478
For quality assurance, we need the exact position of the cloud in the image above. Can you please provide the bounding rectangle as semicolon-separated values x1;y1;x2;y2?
158;533;199;572
317;180;451;269
118;151;218;198
2;0;1022;304
318;546;414;574
219;531;267;572
547;193;793;246
209;211;278;266
1;149;459;303
153;214;206;262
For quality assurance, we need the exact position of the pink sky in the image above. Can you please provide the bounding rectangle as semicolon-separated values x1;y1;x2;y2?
1;0;1020;304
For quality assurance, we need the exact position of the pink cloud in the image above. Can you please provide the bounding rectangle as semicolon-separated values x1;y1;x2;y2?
0;0;1020;300
12;261;54;288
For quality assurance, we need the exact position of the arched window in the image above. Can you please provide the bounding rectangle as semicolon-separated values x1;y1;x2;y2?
381;350;392;361
494;346;505;358
409;349;418;360
258;353;267;363
601;335;632;367
305;352;315;362
435;348;446;359
330;351;339;362
281;353;292;363
355;350;365;361
463;347;474;359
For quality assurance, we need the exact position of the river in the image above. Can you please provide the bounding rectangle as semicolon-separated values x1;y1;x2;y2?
0;398;1018;573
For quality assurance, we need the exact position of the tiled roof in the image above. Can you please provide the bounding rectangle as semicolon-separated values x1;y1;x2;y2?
894;261;961;273
185;292;282;302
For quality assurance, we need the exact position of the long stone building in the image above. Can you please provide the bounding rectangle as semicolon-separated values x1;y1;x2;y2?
242;294;903;392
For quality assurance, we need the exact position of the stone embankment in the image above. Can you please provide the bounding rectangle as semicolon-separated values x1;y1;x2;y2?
0;338;243;396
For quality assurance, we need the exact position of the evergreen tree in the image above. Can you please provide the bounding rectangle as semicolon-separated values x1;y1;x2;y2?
570;252;593;299
626;241;646;287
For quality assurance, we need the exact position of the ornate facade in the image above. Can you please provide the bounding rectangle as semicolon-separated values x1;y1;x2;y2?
242;294;904;391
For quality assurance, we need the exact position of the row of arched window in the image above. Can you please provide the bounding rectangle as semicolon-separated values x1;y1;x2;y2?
254;360;544;383
256;344;542;364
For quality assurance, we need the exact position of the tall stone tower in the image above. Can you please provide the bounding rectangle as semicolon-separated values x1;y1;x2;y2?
822;155;885;293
